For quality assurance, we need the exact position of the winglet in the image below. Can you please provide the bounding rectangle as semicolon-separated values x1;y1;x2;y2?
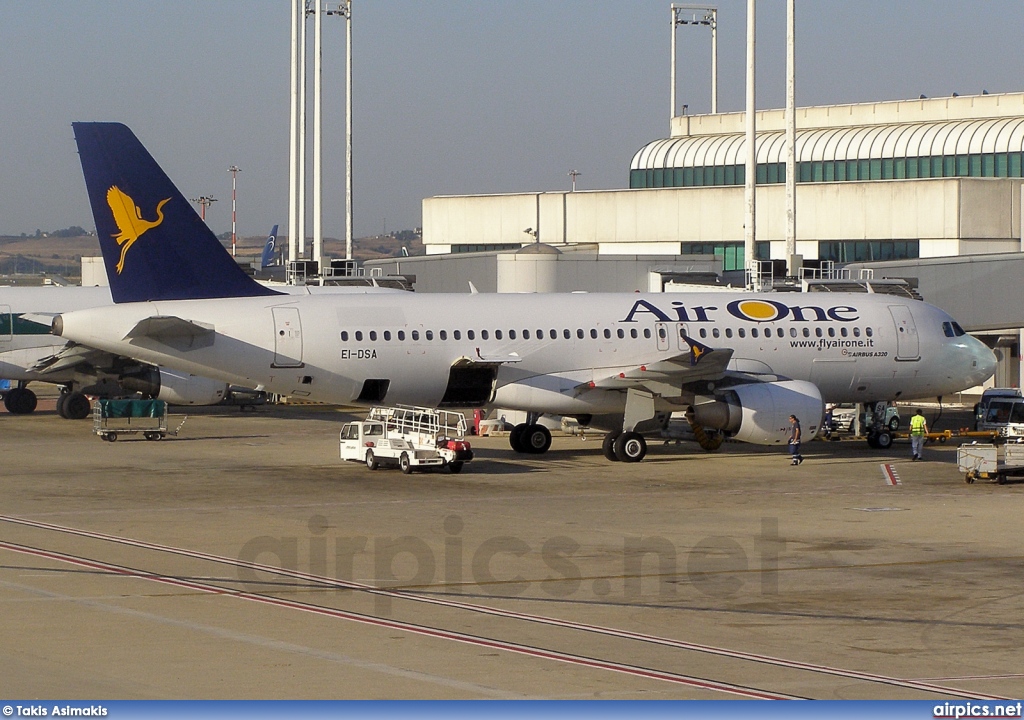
468;281;479;294
686;336;714;366
73;122;281;303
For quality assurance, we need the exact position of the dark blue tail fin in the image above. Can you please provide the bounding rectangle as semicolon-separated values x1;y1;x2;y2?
260;224;280;269
73;122;280;303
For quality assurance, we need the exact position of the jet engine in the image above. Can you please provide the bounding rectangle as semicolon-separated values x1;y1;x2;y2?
691;379;823;444
121;367;229;406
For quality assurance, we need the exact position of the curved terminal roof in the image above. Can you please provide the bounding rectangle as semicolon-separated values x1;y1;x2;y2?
631;118;1024;170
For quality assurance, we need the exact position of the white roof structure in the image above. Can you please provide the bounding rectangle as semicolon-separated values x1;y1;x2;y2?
631;118;1024;170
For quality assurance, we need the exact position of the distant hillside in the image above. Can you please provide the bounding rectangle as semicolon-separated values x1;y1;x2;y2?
0;231;424;279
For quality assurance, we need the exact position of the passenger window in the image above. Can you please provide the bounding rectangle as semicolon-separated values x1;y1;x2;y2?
370;330;378;341
738;328;745;338
509;330;517;340
790;328;797;338
439;330;446;340
840;327;848;337
725;328;733;339
630;328;638;339
802;328;810;337
524;330;531;339
341;331;349;341
866;327;873;337
576;329;584;339
827;327;835;338
453;330;461;340
590;329;598;339
752;328;759;338
815;327;823;338
644;328;651;339
564;329;571;339
658;327;666;339
481;330;489;340
603;329;611;339
384;330;392;341
550;329;557;340
398;330;406;341
411;330;419;341
712;328;720;339
356;331;364;341
495;330;502;340
699;328;707;339
426;330;433;341
537;329;544;339
617;329;624;339
853;327;860;337
467;330;475;340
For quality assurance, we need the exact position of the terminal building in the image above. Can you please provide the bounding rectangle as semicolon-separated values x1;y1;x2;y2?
369;91;1024;388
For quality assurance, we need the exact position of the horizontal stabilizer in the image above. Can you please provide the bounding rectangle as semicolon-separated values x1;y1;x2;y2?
123;316;214;341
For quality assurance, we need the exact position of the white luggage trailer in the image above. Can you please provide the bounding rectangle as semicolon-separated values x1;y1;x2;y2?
340;405;474;474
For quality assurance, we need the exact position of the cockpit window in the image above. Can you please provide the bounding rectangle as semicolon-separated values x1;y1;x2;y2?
942;321;967;338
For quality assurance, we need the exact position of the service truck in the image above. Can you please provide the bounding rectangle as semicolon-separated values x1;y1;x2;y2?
339;405;474;473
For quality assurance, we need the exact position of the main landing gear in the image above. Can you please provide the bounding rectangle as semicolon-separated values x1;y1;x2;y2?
56;390;92;420
3;384;37;415
509;421;552;454
601;431;647;462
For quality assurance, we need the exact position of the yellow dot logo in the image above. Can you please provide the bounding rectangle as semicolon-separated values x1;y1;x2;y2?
736;300;782;321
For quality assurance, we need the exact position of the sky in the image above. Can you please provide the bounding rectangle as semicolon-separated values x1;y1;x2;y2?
2;1;1023;241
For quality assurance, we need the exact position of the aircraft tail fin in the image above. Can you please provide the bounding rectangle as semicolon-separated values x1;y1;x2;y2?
260;225;280;269
73;122;280;303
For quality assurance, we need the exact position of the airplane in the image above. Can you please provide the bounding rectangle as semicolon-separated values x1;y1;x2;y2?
52;122;997;462
1;230;403;418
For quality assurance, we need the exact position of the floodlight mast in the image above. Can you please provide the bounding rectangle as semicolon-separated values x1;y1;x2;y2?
228;165;241;257
670;4;718;120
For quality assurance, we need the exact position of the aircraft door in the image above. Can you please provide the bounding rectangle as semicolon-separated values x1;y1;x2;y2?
888;305;920;361
655;322;670;351
272;306;304;368
675;323;690;351
0;305;11;342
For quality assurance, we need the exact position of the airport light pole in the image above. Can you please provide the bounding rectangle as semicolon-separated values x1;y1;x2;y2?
568;170;581;192
191;195;217;222
670;3;718;120
228;165;241;257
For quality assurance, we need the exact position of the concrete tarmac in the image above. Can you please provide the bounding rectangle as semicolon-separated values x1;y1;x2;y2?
1;399;1021;699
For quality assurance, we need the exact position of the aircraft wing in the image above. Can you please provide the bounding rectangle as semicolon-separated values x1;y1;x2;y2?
31;342;118;375
580;338;733;397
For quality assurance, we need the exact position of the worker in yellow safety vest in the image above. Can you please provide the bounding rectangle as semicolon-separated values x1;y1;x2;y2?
909;409;929;461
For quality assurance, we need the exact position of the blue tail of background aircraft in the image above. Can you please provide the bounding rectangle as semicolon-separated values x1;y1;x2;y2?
73;122;280;303
261;224;280;269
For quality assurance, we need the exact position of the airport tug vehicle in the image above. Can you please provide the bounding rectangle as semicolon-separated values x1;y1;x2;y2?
339;405;474;474
958;423;1024;485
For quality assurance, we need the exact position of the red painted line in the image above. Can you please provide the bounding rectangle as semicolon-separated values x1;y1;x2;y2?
0;539;794;700
881;463;902;486
0;514;1009;701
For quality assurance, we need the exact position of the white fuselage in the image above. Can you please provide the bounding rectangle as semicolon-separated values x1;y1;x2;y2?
54;291;997;416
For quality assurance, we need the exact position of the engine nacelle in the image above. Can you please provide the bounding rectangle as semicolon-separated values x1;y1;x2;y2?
120;366;229;406
691;380;823;445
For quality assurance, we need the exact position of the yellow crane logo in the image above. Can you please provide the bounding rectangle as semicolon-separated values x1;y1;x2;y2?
105;186;171;274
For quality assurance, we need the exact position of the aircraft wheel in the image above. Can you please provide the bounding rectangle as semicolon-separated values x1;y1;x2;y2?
64;392;92;420
448;461;464;474
602;433;620;461
523;424;552;454
4;388;37;415
874;430;893;450
365;450;379;471
614;431;647;463
399;452;413;474
56;391;70;419
509;424;527;453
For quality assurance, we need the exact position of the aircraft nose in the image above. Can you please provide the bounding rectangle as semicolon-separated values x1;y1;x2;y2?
968;336;997;384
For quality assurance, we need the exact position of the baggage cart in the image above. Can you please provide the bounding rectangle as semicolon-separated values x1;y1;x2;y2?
93;399;186;442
